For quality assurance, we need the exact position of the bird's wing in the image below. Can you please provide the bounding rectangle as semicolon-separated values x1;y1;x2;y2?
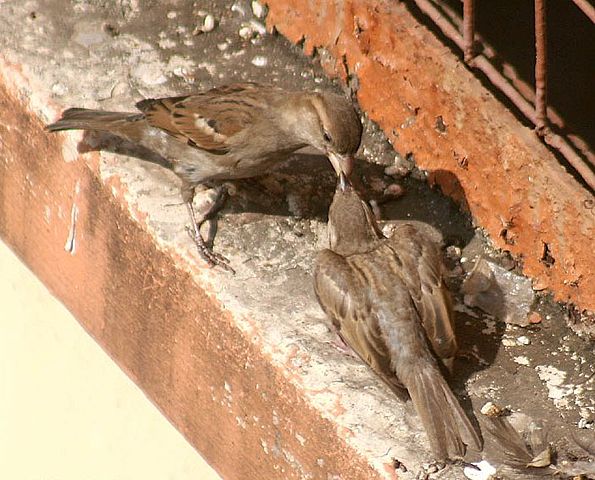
136;83;268;155
313;249;403;391
387;224;458;369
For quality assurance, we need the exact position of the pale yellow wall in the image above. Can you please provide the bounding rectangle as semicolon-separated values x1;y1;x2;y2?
0;240;221;480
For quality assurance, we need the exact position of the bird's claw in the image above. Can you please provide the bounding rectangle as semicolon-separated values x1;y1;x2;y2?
415;461;446;480
185;226;235;274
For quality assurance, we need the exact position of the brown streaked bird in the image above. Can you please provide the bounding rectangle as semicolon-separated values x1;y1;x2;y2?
313;173;483;459
47;83;362;271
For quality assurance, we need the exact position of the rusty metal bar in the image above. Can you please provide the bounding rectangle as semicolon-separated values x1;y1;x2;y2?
535;0;548;134
463;0;476;62
414;0;465;50
571;0;595;23
411;0;595;190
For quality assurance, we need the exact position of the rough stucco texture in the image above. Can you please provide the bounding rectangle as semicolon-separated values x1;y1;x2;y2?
264;0;594;312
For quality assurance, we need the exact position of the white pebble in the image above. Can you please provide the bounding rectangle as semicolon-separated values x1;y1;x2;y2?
202;14;216;32
513;356;530;366
464;460;496;480
51;83;67;96
252;0;267;18
251;55;268;67
239;25;254;40
249;19;267;35
517;335;530;345
480;401;496;415
194;14;216;34
167;11;177;19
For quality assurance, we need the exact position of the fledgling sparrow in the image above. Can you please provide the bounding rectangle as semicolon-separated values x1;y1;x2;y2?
47;82;362;271
314;173;483;460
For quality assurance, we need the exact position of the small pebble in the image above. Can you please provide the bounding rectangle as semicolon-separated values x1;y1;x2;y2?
251;55;268;67
239;25;255;40
517;335;531;345
383;183;404;199
528;311;543;324
463;460;496;480
480;401;505;417
252;0;267;18
513;356;530;366
194;14;216;35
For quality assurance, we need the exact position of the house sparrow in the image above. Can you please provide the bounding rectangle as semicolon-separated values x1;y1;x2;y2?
313;173;483;459
47;83;362;271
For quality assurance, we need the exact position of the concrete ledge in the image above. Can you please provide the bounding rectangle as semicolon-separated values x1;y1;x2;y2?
264;0;594;312
0;70;392;479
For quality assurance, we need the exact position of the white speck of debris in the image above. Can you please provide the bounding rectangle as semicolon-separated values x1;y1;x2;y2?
44;205;51;223
217;42;229;51
167;11;177;19
235;416;247;429
239;25;254;40
51;82;67;96
224;381;232;393
578;418;594;429
231;2;246;16
260;439;269;454
158;38;176;49
536;365;573;407
502;337;517;347
514;356;530;366
295;433;306;446
517;335;531;345
464;460;496;480
249;19;267;35
251;55;268;67
252;0;267;18
460;256;468;263
194;14;216;35
480;402;496;415
536;365;566;386
197;62;217;76
64;202;78;254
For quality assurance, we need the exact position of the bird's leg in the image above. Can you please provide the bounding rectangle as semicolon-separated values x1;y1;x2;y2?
415;460;446;480
182;183;234;273
327;331;359;359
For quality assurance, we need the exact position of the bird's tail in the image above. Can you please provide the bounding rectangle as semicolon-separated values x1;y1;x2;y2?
404;364;483;459
46;108;144;133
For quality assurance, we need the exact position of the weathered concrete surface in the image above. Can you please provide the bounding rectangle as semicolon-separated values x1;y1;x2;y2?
264;0;594;313
1;1;593;480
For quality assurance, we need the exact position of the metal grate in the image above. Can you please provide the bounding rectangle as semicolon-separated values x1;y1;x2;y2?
410;0;595;191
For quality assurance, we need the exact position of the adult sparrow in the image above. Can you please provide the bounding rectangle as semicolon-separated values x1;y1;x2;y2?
314;173;482;459
47;83;362;271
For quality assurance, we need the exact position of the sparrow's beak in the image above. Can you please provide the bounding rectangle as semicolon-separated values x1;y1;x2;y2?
338;171;350;192
327;151;354;178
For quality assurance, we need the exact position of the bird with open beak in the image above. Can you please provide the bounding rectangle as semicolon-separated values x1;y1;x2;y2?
47;82;361;271
314;173;483;460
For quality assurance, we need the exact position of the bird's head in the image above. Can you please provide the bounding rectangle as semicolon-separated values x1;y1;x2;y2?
288;91;362;177
327;172;383;255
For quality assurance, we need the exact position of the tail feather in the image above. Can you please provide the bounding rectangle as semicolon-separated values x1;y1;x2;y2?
46;108;144;133
405;365;483;458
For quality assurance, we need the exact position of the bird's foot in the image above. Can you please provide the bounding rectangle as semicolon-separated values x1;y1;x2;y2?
415;461;446;480
328;333;358;358
185;226;235;274
445;458;479;470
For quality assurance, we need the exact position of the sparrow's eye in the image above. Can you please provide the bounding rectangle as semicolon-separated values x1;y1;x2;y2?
322;130;333;143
